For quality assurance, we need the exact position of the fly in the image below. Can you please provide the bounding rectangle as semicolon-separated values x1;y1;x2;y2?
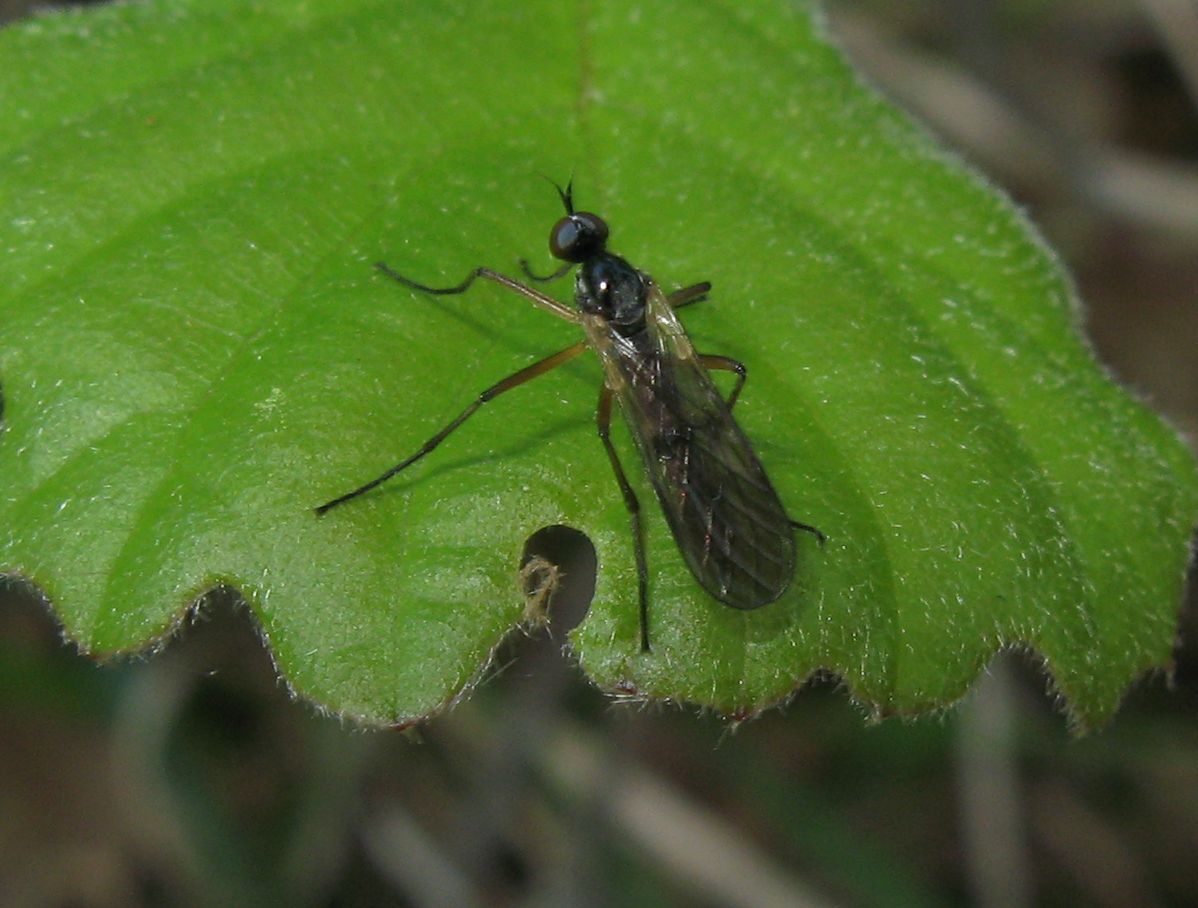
315;182;824;651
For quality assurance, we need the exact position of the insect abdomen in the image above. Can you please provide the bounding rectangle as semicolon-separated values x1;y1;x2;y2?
608;325;796;608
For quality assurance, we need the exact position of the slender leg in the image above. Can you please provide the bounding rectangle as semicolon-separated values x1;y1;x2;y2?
316;341;587;514
699;353;747;409
597;385;651;652
790;519;826;546
376;262;580;323
699;352;827;547
519;259;573;283
667;281;712;310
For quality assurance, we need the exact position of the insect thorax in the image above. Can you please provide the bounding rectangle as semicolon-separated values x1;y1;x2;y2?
575;254;649;335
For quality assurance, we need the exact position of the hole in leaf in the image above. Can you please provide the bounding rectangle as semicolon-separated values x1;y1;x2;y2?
519;525;595;636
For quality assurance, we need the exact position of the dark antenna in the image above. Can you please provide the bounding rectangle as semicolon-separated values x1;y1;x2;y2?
556;177;574;214
537;174;575;214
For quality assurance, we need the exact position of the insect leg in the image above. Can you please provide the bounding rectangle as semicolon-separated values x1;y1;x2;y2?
596;385;652;652
376;262;580;323
698;353;747;409
698;354;827;547
519;259;573;283
667;281;712;310
315;341;587;515
790;519;826;546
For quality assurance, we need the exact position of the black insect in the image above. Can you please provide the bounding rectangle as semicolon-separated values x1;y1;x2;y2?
315;182;824;650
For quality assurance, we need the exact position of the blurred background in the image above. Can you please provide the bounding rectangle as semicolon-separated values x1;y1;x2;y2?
2;1;1197;905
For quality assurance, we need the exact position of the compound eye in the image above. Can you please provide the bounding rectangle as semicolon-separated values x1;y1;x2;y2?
549;212;609;262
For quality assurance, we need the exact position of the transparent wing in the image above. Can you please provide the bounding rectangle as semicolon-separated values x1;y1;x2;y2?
595;284;796;608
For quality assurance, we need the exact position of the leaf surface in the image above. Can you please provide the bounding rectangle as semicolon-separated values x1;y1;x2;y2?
1;0;1194;726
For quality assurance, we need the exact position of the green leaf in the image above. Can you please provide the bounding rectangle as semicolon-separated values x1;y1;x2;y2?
2;0;1195;728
